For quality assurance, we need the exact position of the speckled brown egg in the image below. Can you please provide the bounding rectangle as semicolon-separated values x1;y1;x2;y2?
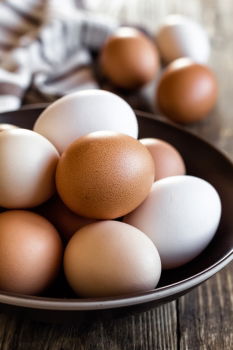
156;58;217;123
100;27;160;89
0;210;63;295
56;131;155;219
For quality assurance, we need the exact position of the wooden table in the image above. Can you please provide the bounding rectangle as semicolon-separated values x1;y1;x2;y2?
0;1;232;349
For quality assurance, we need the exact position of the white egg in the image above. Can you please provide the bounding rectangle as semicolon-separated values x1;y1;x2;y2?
33;89;138;153
124;175;221;269
156;15;210;64
0;129;59;208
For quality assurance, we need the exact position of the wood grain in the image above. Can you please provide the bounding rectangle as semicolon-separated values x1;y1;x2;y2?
0;302;178;350
178;265;233;349
0;0;232;349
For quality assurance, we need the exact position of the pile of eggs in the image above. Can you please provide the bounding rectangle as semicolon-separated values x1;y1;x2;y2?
0;89;221;298
100;14;218;124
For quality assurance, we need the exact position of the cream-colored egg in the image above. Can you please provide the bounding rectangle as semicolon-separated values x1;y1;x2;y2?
0;123;18;132
64;220;161;297
0;129;59;208
156;15;210;64
33;90;138;154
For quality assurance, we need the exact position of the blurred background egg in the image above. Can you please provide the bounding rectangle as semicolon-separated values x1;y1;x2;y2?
0;210;63;295
156;58;218;123
64;220;161;298
100;27;160;89
33;89;138;154
37;195;97;242
0;128;59;208
56;131;155;219
140;138;186;180
124;175;221;269
0;123;18;132
156;14;210;64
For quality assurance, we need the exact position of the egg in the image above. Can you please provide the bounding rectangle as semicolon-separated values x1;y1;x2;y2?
33;89;138;154
0;210;63;295
156;58;217;123
0;123;18;132
100;27;160;89
140;138;186;180
156;14;210;64
64;220;161;297
124;176;221;269
37;195;97;242
56;131;155;219
0;128;59;208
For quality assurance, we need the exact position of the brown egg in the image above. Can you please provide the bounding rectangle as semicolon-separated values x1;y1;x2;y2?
140;138;186;180
0;210;63;295
56;131;155;219
0;124;18;132
156;58;217;123
37;195;97;242
100;27;160;89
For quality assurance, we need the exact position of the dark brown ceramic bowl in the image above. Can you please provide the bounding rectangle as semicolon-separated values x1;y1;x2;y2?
0;106;232;323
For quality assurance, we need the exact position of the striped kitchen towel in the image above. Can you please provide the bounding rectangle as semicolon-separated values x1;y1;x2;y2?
0;0;118;112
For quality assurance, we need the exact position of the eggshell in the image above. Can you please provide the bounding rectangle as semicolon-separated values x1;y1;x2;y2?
124;175;221;269
100;27;160;89
0;210;63;295
140;138;186;180
156;14;210;64
0;129;59;208
37;195;97;242
56;131;155;219
33;89;138;154
64;220;161;297
156;58;217;123
0;123;18;132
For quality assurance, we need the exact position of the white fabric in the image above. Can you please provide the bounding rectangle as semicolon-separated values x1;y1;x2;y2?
0;0;118;112
0;95;20;112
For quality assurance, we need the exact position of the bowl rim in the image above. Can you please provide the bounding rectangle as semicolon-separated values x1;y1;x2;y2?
0;107;232;311
0;251;232;310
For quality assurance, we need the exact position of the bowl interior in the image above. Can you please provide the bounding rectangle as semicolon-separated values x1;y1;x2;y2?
0;106;232;306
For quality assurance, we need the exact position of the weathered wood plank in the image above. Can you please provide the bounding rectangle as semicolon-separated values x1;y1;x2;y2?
178;264;233;350
0;302;178;350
